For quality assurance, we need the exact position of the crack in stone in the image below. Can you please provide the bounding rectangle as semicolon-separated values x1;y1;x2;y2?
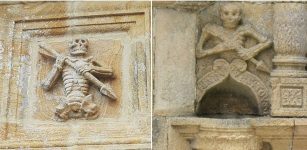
290;120;295;150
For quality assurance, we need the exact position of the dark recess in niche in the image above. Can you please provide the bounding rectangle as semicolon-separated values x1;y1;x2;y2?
197;76;260;118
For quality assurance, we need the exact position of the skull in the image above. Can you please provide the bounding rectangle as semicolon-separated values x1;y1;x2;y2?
69;38;89;55
220;3;242;29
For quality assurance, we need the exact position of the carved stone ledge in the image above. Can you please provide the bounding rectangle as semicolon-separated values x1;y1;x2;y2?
153;1;213;11
171;117;305;150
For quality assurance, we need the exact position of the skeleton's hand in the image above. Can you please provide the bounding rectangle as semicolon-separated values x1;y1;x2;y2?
76;64;92;75
237;48;254;61
54;56;66;69
41;79;51;90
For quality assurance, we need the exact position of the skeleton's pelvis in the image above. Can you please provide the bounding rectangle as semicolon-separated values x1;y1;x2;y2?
55;94;99;121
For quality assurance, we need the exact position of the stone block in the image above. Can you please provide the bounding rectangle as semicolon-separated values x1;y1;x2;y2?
152;117;167;150
271;78;307;116
153;8;196;116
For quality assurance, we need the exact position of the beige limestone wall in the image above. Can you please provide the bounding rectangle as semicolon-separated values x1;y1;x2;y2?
153;8;196;117
0;1;151;149
152;8;197;149
153;2;307;150
3;1;307;150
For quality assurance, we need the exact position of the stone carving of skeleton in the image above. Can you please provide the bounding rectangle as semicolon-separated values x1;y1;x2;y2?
40;38;116;121
196;3;272;73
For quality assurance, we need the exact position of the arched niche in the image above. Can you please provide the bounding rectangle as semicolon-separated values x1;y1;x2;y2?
197;76;260;117
196;59;270;117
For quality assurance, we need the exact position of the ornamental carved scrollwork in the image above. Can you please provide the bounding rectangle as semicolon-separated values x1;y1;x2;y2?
196;59;270;115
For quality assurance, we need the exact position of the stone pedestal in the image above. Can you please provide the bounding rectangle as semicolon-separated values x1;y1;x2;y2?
172;117;305;150
271;3;307;77
271;3;307;116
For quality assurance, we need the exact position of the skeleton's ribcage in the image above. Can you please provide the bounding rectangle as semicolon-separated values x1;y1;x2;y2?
62;67;89;97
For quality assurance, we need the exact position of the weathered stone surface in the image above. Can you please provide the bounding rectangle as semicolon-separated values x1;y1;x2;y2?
153;2;307;150
0;1;151;149
271;77;307;116
270;3;307;117
153;117;167;150
272;3;307;78
153;8;196;116
196;2;273;117
157;102;307;149
170;117;302;150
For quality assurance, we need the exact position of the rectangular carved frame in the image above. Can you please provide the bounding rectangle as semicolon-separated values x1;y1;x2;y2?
0;2;150;149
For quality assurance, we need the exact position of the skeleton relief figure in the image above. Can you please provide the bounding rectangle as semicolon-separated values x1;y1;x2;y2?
196;3;272;73
39;39;117;121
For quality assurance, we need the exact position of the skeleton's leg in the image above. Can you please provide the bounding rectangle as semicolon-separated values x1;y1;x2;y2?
55;102;70;121
81;94;99;119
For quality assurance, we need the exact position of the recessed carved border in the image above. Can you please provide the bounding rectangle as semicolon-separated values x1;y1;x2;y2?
0;5;150;148
271;77;307;116
280;86;303;108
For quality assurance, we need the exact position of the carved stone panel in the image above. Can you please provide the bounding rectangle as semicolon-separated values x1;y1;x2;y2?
153;2;307;150
0;2;150;149
37;38;121;121
195;3;272;116
281;87;303;108
271;78;307;116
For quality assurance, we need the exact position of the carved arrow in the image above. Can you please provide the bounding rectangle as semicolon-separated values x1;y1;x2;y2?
244;41;272;74
249;58;270;73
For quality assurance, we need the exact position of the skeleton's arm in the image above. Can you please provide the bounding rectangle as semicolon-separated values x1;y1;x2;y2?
90;64;114;78
242;26;267;42
196;26;232;59
240;27;272;57
41;56;65;90
41;64;62;91
197;27;211;51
